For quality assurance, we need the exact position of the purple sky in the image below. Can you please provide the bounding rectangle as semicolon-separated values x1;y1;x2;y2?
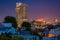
0;0;60;22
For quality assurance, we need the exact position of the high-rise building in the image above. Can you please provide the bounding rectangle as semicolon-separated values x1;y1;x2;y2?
16;2;29;27
54;19;59;23
53;19;59;25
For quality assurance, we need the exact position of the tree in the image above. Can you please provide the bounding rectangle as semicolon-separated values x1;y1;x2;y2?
46;24;54;30
21;22;31;31
3;16;17;28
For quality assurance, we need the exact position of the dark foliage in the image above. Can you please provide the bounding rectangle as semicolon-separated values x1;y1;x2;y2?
21;22;31;31
3;16;17;28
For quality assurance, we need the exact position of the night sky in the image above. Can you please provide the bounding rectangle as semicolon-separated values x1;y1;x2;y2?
0;0;60;22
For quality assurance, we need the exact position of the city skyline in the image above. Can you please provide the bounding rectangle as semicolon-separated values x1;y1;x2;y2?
0;0;60;22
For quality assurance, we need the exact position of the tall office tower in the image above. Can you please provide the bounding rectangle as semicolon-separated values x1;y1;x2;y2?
16;2;29;27
54;19;59;23
53;18;59;25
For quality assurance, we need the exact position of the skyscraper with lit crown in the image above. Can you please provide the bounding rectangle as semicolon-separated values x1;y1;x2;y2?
16;2;29;27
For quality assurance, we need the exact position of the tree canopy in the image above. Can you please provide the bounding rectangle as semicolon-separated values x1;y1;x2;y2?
21;22;31;31
3;16;17;28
